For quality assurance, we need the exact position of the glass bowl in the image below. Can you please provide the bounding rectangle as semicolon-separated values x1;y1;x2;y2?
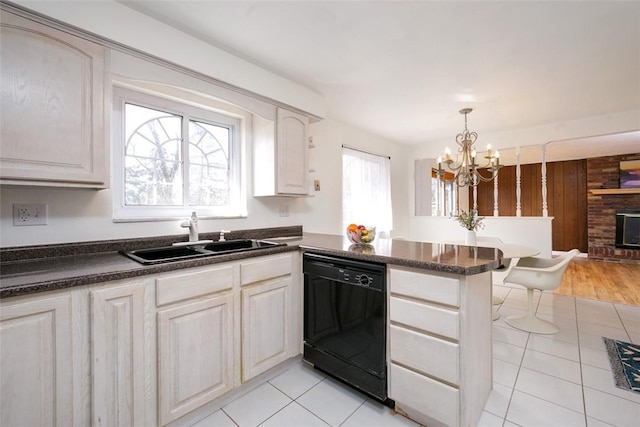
346;225;376;245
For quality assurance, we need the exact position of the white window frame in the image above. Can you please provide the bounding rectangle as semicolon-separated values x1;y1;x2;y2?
112;85;246;221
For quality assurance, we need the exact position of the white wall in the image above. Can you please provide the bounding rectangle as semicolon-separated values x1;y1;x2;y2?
408;216;553;258
12;0;326;118
0;114;410;247
0;4;412;248
305;119;412;238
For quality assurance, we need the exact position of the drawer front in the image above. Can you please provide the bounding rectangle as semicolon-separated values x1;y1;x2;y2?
241;254;292;286
156;265;234;306
390;325;459;385
390;268;459;307
390;297;459;340
390;363;459;427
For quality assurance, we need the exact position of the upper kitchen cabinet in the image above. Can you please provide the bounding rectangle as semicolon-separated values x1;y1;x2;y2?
253;107;309;196
0;11;107;188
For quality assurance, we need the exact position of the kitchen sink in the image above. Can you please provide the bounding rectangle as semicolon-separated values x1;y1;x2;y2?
123;245;210;265
201;239;280;253
122;239;285;265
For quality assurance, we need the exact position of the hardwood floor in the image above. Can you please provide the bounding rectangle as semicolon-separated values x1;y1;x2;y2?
555;257;640;306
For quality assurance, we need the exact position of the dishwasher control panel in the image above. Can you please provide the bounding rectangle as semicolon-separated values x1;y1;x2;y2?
303;253;386;292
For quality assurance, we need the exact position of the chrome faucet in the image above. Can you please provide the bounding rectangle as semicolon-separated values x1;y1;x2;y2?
181;212;199;242
219;229;230;242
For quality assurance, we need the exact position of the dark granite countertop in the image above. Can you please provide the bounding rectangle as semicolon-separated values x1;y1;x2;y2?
0;227;500;298
296;233;501;274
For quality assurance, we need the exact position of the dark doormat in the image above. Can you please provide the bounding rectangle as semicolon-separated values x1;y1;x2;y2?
603;337;640;394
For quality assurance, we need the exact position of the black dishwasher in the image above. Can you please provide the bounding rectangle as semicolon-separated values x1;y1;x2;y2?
303;253;391;405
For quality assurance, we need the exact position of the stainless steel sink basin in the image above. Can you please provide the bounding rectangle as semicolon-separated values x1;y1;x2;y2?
122;239;285;265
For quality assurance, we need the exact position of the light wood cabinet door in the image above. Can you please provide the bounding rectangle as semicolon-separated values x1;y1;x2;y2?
0;295;73;426
0;11;106;188
241;277;291;381
91;283;146;427
253;107;309;196
276;108;308;195
157;294;234;425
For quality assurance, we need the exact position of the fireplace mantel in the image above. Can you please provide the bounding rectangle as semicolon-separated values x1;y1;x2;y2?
590;188;640;195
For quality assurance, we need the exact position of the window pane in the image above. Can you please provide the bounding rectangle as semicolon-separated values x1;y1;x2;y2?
342;148;393;234
188;120;230;206
124;103;183;206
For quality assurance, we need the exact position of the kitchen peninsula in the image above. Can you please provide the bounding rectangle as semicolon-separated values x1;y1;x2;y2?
0;227;499;427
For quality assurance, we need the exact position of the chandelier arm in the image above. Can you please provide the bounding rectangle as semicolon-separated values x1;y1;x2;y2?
454;173;468;187
443;161;463;174
473;169;499;183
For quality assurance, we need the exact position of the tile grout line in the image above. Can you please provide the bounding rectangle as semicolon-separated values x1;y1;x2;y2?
500;330;530;427
220;407;240;427
573;293;589;426
612;303;634;343
498;285;530;427
337;398;368;427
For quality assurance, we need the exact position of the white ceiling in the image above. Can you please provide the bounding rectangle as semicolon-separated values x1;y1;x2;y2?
118;0;640;151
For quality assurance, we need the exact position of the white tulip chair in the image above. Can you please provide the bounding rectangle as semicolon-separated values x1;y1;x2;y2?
503;249;580;334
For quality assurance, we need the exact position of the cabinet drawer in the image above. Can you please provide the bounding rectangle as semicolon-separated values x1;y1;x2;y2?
390;268;459;307
156;265;234;306
390;325;459;385
390;297;459;340
241;254;292;286
390;363;459;427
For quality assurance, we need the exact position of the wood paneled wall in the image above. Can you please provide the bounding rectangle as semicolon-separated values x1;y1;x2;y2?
471;160;588;252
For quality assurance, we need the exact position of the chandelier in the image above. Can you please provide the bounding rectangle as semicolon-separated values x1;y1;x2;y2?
437;108;503;187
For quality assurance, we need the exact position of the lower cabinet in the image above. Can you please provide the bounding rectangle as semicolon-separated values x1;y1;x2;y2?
157;293;235;425
0;294;73;426
240;254;295;382
91;282;147;427
241;277;291;381
0;252;301;426
388;266;492;427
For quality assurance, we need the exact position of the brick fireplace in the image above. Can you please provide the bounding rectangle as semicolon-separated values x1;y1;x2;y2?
587;154;640;264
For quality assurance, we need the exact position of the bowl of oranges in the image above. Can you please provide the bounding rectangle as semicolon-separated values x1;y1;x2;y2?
346;224;376;245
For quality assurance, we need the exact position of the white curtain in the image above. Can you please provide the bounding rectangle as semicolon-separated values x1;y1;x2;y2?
342;147;393;236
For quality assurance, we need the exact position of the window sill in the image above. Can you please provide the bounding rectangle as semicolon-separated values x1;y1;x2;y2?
113;214;248;223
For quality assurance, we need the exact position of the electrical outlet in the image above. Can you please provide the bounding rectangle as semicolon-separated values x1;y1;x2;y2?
279;204;289;217
13;203;47;226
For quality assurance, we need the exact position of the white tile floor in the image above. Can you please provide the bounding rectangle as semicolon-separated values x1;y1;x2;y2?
192;286;640;427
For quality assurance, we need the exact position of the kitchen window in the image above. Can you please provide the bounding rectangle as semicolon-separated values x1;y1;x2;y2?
113;87;244;220
342;146;393;236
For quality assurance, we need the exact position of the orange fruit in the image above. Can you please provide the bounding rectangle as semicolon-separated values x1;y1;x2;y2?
348;223;358;233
